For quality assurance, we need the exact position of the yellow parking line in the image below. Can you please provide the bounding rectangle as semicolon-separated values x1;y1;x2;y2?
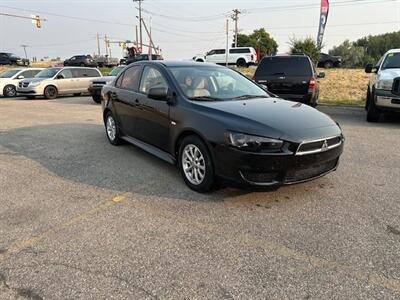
0;192;131;263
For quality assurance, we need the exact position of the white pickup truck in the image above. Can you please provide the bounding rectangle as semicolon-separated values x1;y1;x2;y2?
193;47;257;67
365;48;400;122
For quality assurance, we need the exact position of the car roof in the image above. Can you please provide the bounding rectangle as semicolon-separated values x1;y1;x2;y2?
133;60;225;68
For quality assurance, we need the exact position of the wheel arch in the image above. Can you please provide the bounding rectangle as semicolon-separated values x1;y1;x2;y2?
174;129;216;164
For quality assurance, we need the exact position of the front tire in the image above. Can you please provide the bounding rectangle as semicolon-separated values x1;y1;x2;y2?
3;84;16;97
366;92;381;122
105;112;122;145
44;86;58;99
92;95;102;103
178;135;216;193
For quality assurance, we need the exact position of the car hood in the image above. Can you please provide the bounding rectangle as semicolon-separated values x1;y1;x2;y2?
193;97;341;142
20;78;48;84
92;76;114;83
379;69;400;80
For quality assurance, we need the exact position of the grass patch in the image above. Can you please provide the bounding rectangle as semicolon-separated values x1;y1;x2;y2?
235;66;369;107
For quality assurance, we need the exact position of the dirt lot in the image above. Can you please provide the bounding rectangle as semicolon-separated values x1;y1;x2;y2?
0;96;399;299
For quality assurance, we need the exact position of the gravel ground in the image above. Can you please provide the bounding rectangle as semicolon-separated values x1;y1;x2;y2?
0;96;399;299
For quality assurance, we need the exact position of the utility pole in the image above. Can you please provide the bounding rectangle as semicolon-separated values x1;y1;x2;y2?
135;25;139;49
231;9;241;48
141;18;158;54
104;34;109;57
225;19;229;66
96;33;101;56
133;0;144;53
20;45;28;59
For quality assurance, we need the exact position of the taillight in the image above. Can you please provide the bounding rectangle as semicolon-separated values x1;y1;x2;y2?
251;54;254;60
252;75;256;81
309;77;316;90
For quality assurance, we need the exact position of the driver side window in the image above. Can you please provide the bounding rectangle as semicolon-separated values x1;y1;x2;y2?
58;69;73;79
139;66;168;94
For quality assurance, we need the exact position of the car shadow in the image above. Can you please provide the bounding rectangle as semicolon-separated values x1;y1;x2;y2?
0;123;257;202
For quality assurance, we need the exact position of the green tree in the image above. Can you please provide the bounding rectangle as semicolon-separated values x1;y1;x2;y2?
235;28;278;57
289;37;320;64
329;40;366;68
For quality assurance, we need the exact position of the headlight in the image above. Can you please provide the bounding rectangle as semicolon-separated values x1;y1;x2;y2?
376;80;393;91
29;81;41;87
225;131;283;152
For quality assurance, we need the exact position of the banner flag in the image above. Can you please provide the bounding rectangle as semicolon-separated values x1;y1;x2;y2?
317;0;330;48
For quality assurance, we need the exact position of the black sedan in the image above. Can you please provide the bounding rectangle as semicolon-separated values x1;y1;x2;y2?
101;61;344;192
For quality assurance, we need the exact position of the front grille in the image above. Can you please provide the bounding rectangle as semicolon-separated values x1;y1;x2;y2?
240;170;278;184
392;77;400;95
296;135;342;156
285;159;338;183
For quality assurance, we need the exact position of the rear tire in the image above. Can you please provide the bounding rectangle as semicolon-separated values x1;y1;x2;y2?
236;58;247;68
324;61;334;69
366;92;381;122
92;95;102;103
105;111;122;145
178;135;216;193
3;84;16;97
44;86;58;99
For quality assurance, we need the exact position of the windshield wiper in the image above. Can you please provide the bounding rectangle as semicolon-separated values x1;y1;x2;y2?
188;96;221;101
271;72;286;76
233;95;269;100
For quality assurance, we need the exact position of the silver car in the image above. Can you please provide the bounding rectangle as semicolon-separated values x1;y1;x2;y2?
17;67;102;99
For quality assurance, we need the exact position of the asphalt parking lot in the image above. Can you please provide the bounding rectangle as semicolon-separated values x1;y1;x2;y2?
0;96;399;299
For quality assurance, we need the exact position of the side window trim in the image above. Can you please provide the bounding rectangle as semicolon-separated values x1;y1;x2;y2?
138;65;168;95
118;65;142;91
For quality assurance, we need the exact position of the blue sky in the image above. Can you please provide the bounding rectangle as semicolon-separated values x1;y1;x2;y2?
1;0;399;60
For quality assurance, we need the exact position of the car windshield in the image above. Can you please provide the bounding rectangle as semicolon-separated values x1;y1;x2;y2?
0;69;20;78
109;66;124;76
170;66;269;101
381;53;400;70
256;56;313;76
35;68;62;78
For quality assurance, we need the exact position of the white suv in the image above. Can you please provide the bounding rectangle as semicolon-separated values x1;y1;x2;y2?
365;48;400;122
193;47;257;67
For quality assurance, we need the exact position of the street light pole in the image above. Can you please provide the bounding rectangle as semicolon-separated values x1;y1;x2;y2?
133;0;144;53
21;45;28;59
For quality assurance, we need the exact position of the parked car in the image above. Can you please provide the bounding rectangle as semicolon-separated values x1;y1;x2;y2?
253;54;325;107
0;52;30;66
64;55;98;67
17;67;102;99
318;53;342;69
0;68;43;97
193;47;258;67
120;54;163;65
365;48;400;122
94;55;119;68
88;65;125;103
101;61;344;193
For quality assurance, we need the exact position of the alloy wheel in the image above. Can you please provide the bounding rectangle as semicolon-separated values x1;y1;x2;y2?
106;115;116;141
182;144;206;185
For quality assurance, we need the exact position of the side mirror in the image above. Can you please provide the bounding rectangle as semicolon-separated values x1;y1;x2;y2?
148;86;169;100
317;72;325;79
17;75;24;79
260;84;269;91
56;74;64;79
365;64;373;73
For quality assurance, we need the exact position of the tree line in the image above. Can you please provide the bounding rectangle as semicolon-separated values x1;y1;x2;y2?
237;28;400;68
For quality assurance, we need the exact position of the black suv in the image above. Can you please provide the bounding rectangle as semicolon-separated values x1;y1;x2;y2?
318;53;342;69
64;55;97;67
253;55;325;107
0;52;30;66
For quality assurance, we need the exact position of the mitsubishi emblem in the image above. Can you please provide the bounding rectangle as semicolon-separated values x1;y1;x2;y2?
322;140;328;150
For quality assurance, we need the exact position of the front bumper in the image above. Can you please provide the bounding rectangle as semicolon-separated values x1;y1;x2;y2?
88;85;103;96
374;89;400;111
213;143;344;187
275;93;316;105
17;86;43;96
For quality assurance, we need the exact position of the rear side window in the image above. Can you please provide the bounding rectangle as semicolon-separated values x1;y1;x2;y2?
256;57;313;77
73;68;100;78
20;70;40;78
229;48;250;54
120;66;141;90
214;49;225;55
